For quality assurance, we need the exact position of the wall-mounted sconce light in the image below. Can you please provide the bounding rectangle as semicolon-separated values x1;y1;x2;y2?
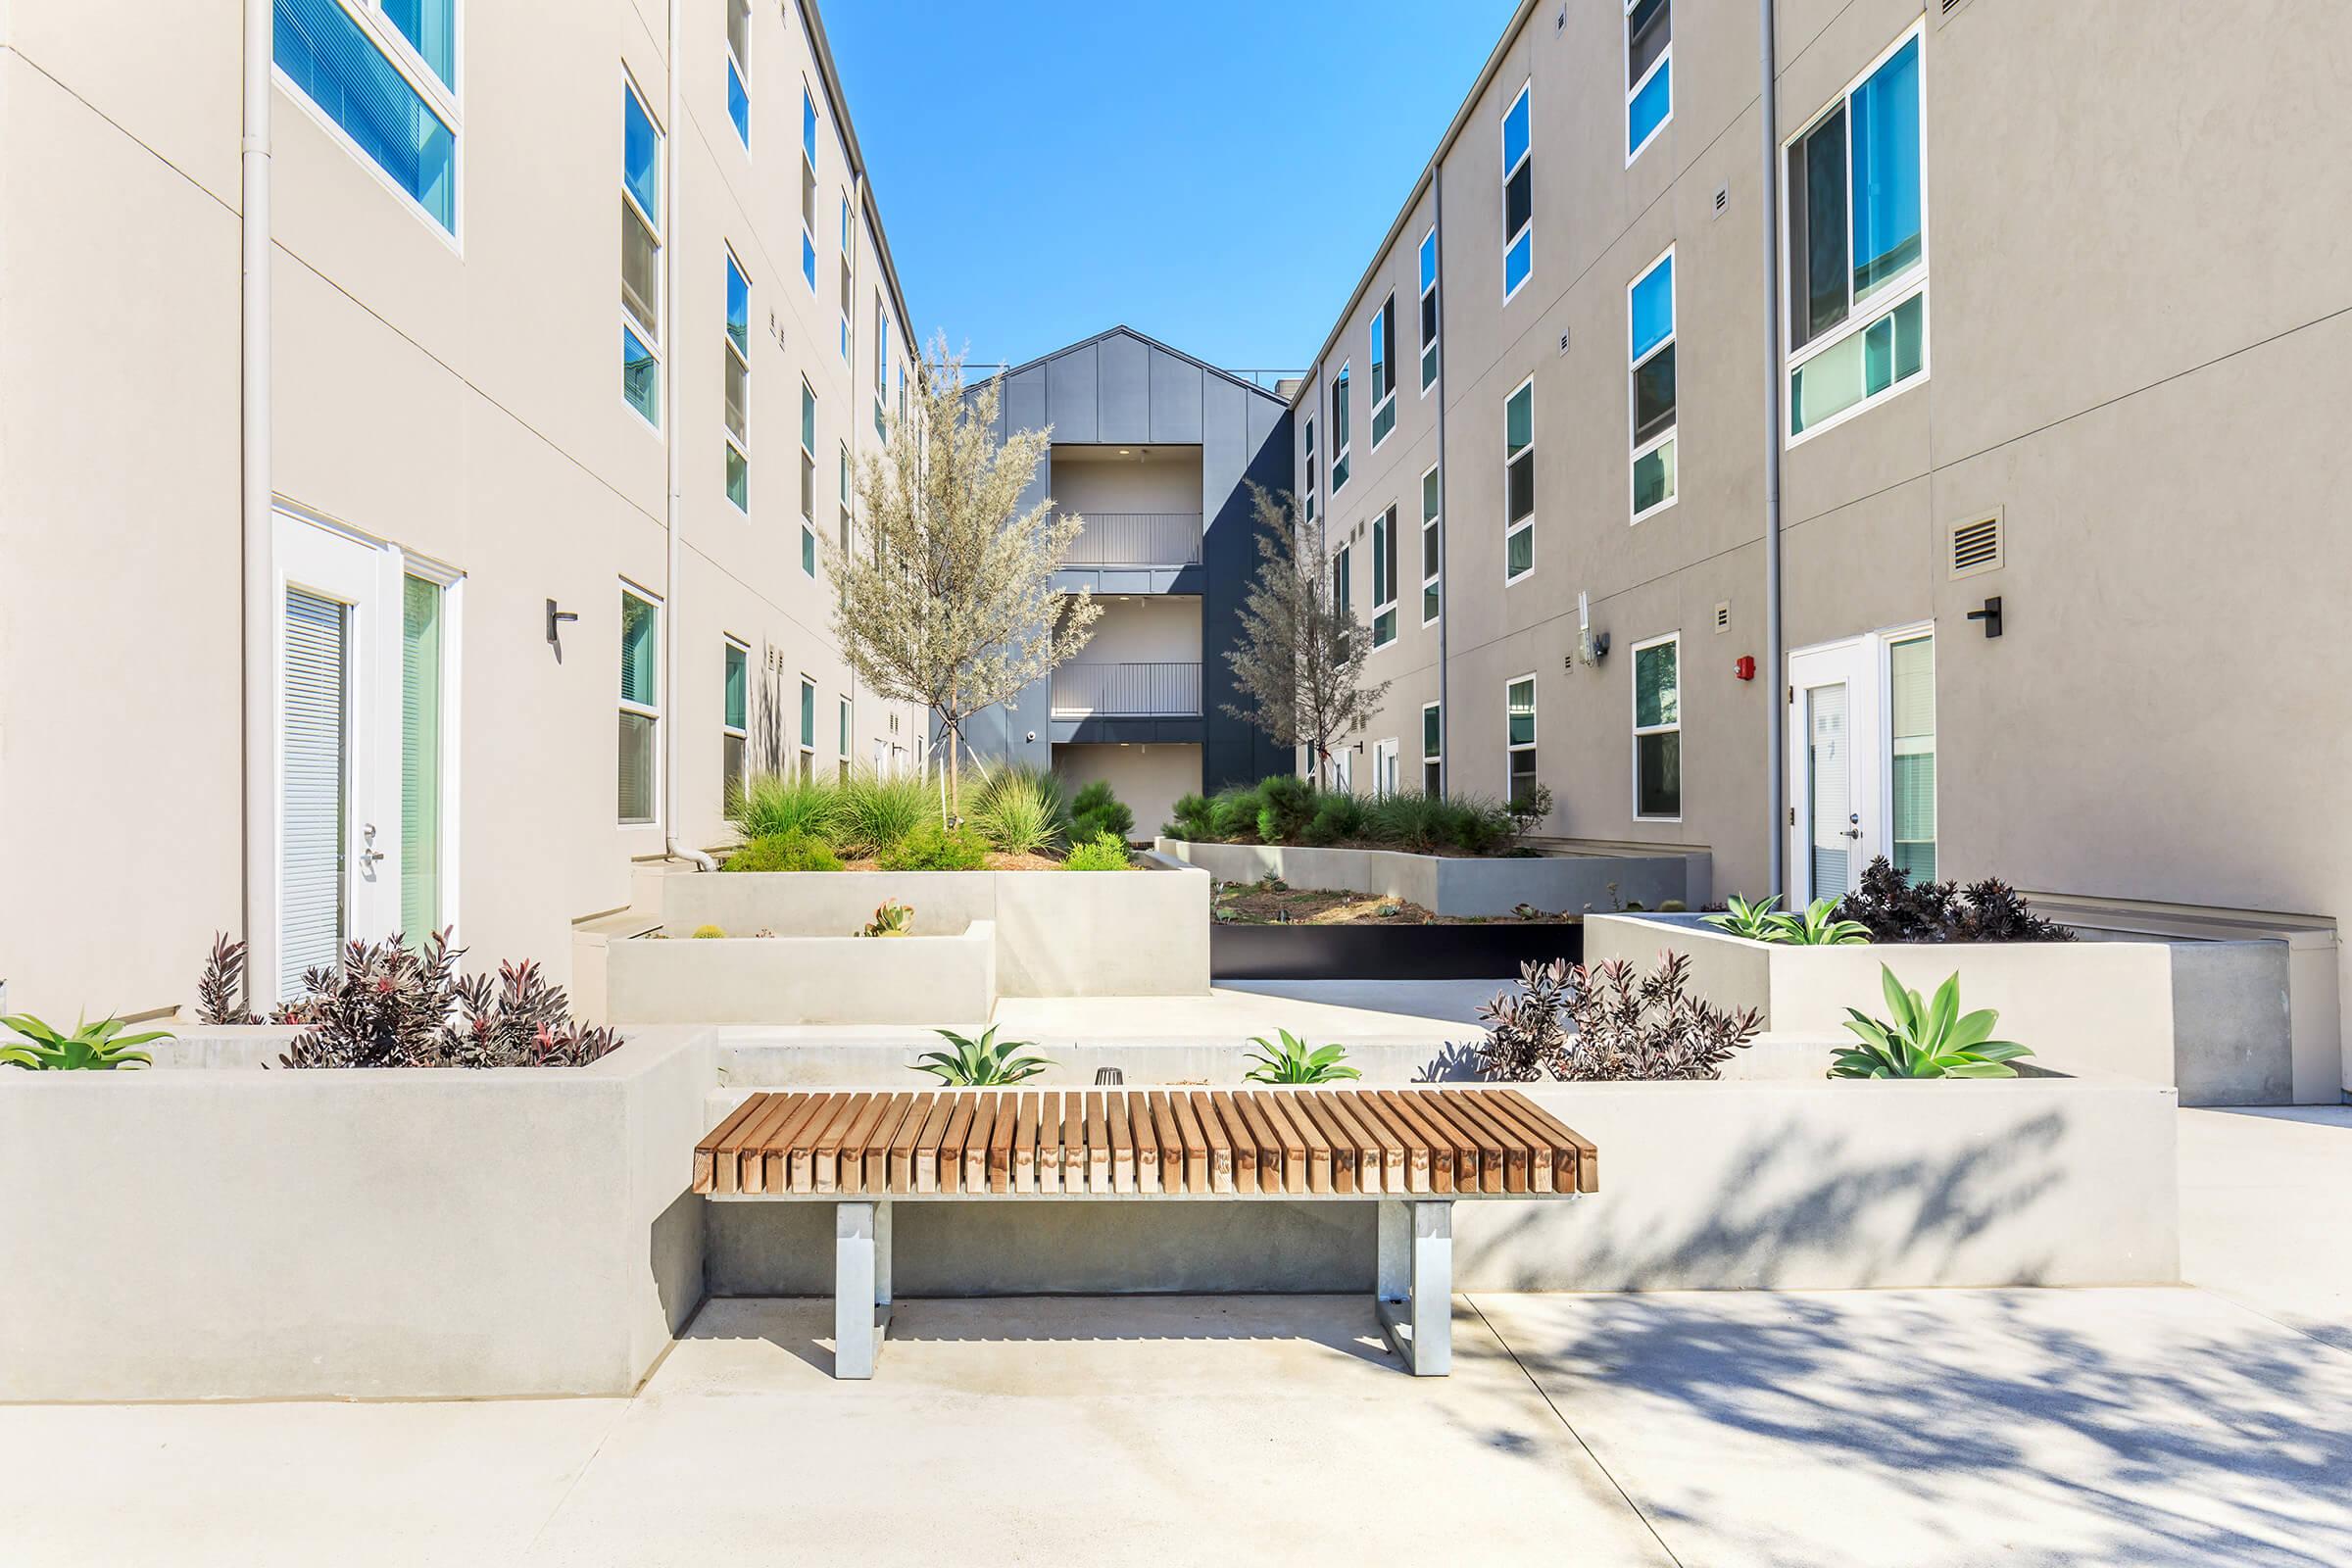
1966;596;2003;639
1576;592;1609;663
545;598;578;660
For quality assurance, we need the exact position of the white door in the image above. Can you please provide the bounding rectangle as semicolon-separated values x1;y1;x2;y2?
1372;737;1400;796
1786;639;1883;906
1330;748;1353;793
275;516;402;998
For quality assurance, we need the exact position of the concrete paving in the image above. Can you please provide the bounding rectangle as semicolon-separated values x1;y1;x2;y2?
6;1104;2346;1566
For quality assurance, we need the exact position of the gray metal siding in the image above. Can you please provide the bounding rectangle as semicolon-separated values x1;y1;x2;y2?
1148;351;1204;444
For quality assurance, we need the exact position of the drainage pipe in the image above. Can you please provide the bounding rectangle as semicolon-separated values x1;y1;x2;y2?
239;0;273;1004
659;0;714;875
1431;165;1450;798
1759;0;1787;901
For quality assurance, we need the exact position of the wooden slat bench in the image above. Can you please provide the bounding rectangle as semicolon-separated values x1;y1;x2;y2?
693;1086;1596;1378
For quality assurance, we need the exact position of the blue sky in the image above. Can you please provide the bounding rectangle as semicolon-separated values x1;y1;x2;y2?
824;0;1522;378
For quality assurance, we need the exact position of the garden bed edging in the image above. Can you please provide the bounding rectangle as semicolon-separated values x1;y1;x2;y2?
608;923;998;1026
1158;838;1705;917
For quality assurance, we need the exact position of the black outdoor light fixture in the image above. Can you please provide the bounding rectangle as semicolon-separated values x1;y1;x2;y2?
546;597;579;658
1966;596;2003;639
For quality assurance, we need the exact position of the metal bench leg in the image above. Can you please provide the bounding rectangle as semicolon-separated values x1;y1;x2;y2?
1375;1199;1452;1376
835;1200;893;1379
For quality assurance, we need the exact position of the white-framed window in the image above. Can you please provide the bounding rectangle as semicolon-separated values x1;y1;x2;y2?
1784;24;1928;444
723;249;750;512
1629;246;1677;522
1330;541;1351;667
1370;504;1397;648
799;84;819;288
618;585;661;824
797;675;817;780
1418;225;1440;392
1330;363;1351;492
838;198;853;363
1506;675;1538;805
724;0;750;147
1369;295;1396;448
800;378;818;574
837;440;853;591
1633;632;1682;820
1626;0;1671;163
274;0;459;235
1887;629;1936;881
620;75;662;426
1301;414;1318;526
1421;701;1443;795
722;637;749;810
1372;737;1400;797
1503;375;1534;581
1501;81;1533;301
838;695;852;783
1418;463;1441;625
874;295;890;439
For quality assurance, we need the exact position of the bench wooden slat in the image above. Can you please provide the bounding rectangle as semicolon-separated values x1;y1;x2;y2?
1105;1092;1135;1194
1251;1093;1313;1195
1374;1091;1456;1194
1315;1092;1387;1197
907;1093;955;1195
1500;1091;1598;1194
1084;1093;1110;1194
1182;1092;1223;1194
711;1092;781;1197
1340;1090;1410;1194
1034;1092;1059;1194
889;1092;932;1195
1439;1091;1530;1195
1011;1093;1037;1194
858;1094;915;1194
1148;1092;1182;1195
834;1092;894;1196
962;1095;997;1194
693;1095;771;1195
1230;1091;1284;1193
1206;1091;1254;1193
1470;1092;1561;1193
738;1092;810;1195
760;1093;834;1194
1292;1093;1356;1195
1405;1091;1491;1194
1060;1092;1085;1196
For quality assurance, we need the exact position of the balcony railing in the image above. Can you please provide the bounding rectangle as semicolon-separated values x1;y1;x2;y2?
1059;512;1203;567
1051;661;1202;718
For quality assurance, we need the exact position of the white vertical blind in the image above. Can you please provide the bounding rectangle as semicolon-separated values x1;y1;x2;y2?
1807;683;1852;899
282;586;349;994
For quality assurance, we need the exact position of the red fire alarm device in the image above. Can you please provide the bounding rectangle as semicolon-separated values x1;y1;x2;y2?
1734;656;1757;681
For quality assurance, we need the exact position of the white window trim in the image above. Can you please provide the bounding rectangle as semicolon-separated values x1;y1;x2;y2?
1421;700;1443;788
1501;79;1534;305
1368;295;1397;451
1779;19;1933;451
800;81;820;292
1631;630;1683;823
1504;673;1538;800
620;71;663;431
619;581;662;827
1418;461;1442;627
874;296;890;435
722;635;750;749
1625;0;1671;167
1330;361;1352;493
1418;225;1440;395
724;0;751;151
797;674;818;770
273;0;464;249
1629;243;1678;525
1300;411;1318;524
1877;619;1936;872
1370;504;1397;648
723;245;751;513
1503;373;1536;585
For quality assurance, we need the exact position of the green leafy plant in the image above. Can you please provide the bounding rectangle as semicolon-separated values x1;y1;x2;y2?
1362;791;1449;852
733;771;844;847
859;901;914;938
1302;789;1368;845
967;763;1069;857
1;1013;168;1070
914;1025;1050;1086
1704;894;1785;941
875;819;990;871
1254;774;1317;844
835;768;935;858
1243;1028;1360;1084
1505;780;1555;839
1207;782;1266;842
723;831;843;872
1062;832;1131;870
1163;792;1216;842
1069;780;1134;844
1832;965;2034;1079
1774;897;1872;946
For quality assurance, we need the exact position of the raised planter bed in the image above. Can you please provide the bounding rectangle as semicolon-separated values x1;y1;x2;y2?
608;923;997;1026
1585;911;2294;1104
1209;920;1582;981
1158;838;1705;918
0;1028;714;1401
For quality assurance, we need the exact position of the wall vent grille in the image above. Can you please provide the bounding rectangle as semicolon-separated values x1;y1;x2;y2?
1950;513;2003;577
1713;186;1729;218
1714;600;1731;632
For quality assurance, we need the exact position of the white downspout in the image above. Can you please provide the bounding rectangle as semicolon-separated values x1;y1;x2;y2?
240;0;274;1004
1760;0;1787;901
661;0;714;873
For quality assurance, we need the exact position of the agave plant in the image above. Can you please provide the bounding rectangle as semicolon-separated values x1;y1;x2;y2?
914;1025;1051;1086
1703;894;1783;941
1243;1028;1360;1084
1769;897;1872;946
1;1013;169;1070
1832;965;2034;1079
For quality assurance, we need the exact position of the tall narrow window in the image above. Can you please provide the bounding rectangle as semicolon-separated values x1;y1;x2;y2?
838;696;852;783
620;79;662;424
1369;296;1396;448
1301;415;1318;526
874;295;890;439
837;441;853;596
800;379;818;574
1370;505;1397;648
1418;227;1440;391
800;85;818;288
1503;377;1535;580
618;589;660;824
276;0;457;232
1330;543;1351;667
798;676;816;780
1626;0;1671;161
1330;364;1351;492
1630;248;1677;520
724;251;750;512
1633;634;1681;819
1501;83;1533;300
724;0;750;146
1785;27;1927;440
1506;677;1538;806
1888;632;1936;881
722;639;748;811
1419;463;1442;625
837;194;853;362
1422;702;1443;795
400;574;444;939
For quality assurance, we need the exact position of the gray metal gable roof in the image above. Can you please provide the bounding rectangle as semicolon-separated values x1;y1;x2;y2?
979;325;1287;407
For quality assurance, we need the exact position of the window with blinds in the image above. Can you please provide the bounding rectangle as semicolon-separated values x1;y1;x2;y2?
1888;633;1936;881
400;576;443;941
274;0;457;232
619;589;660;823
722;640;749;814
622;78;663;424
282;587;350;994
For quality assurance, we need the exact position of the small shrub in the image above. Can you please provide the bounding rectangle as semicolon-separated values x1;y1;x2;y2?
876;820;990;871
1706;895;1783;940
915;1025;1050;1085
1837;858;2074;944
1442;797;1512;855
734;771;843;848
1475;954;1759;1081
1;1013;168;1071
1832;965;2034;1079
1069;779;1135;844
445;961;623;1069
1163;792;1217;842
1208;783;1266;842
195;932;250;1024
968;763;1069;857
691;924;727;940
1062;832;1131;870
1473;959;1575;1080
1302;790;1368;845
1243;1028;1360;1084
1658;899;1688;913
1505;781;1555;840
1254;774;1317;844
270;930;620;1070
723;831;843;872
860;900;914;937
835;768;935;858
1363;791;1449;852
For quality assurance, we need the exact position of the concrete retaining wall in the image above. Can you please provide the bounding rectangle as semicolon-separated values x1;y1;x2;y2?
0;1029;715;1401
660;864;1210;998
607;924;997;1026
1158;839;1703;917
706;1077;2178;1294
1585;911;2294;1104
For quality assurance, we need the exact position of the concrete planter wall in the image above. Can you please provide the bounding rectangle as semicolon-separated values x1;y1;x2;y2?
706;1076;2178;1295
608;924;997;1026
660;863;1210;998
0;1028;715;1401
1584;911;2294;1104
1157;838;1705;917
